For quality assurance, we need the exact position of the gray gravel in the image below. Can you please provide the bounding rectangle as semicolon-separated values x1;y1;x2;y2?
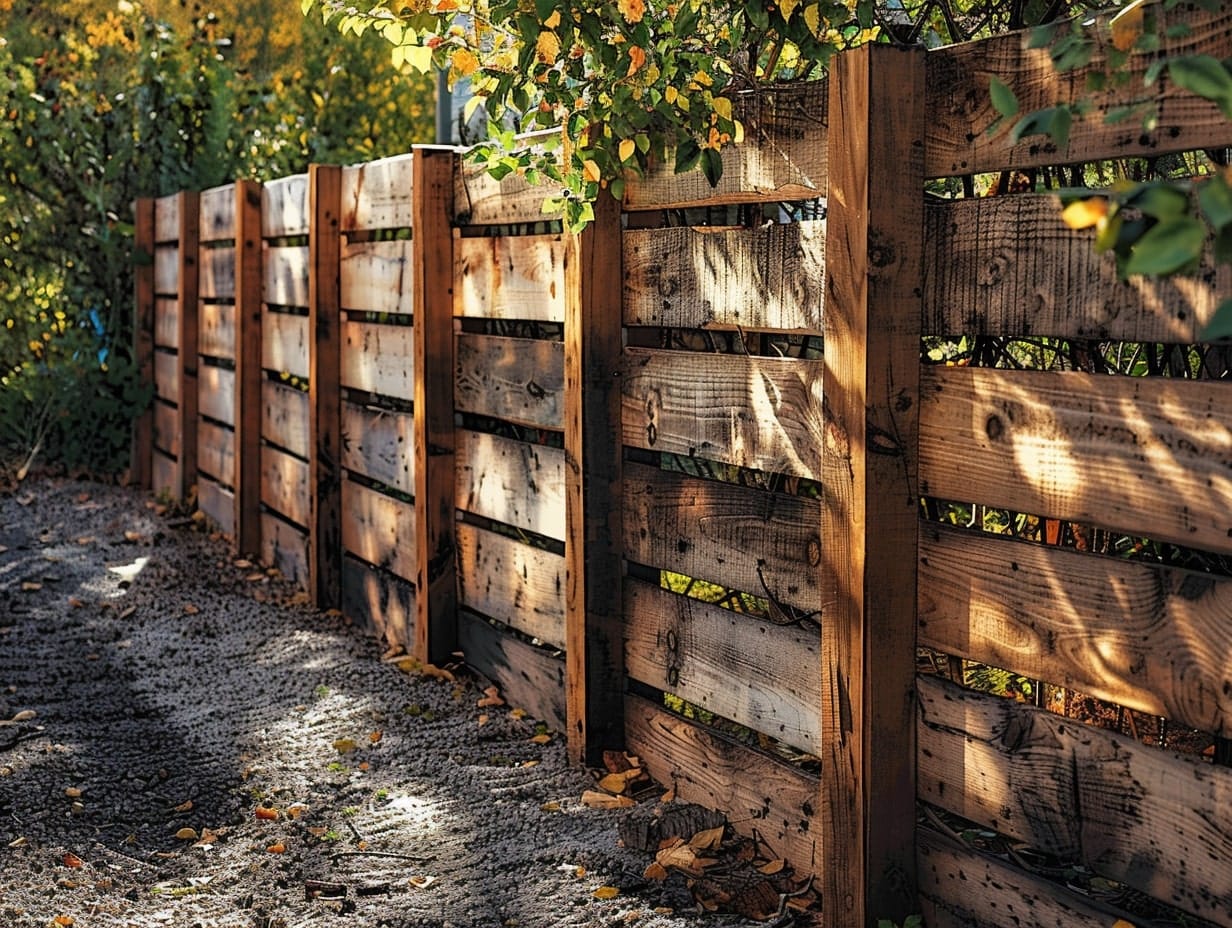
0;476;768;928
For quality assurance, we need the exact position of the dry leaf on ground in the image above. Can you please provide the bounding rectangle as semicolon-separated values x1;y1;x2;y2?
593;885;620;900
580;790;635;810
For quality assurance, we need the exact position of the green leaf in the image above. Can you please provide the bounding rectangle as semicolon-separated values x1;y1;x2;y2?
701;148;723;188
1124;216;1206;276
1169;55;1232;116
1201;297;1232;341
674;139;702;175
1128;181;1189;221
1198;174;1232;231
989;77;1018;119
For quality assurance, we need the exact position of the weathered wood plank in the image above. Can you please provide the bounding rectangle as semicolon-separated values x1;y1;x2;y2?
154;298;179;349
341;320;415;400
154;351;179;404
261;174;309;238
624;221;824;332
622;348;824;481
625;579;820;755
260;445;310;528
340;238;414;315
341;555;416;653
623;460;822;616
924;195;1231;342
262;310;310;380
198;364;236;427
197;419;234;484
132;197;156;488
174;190;201;503
262;244;310;307
154;245;178;296
154;193;180;244
152;450;177;498
260;513;309;588
341;478;416;581
454;429;566;541
625;693;820;873
454;333;564;430
455;132;555;225
925;0;1232;177
234;179;265;556
153;399;179;457
198;301;236;361
342;401;414;495
918;674;1232;926
198;183;236;243
198;246;235;301
456;514;566;651
340;154;416;231
919;522;1232;739
454;233;567;322
261;380;310;458
198;477;235;535
919;366;1232;556
458;608;566;731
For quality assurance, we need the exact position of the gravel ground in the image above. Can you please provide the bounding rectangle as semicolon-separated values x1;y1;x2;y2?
0;476;787;928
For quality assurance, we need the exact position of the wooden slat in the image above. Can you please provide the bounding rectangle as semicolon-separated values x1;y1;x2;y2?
340;154;415;231
131;197;156;489
198;365;235;427
622;348;823;481
625;579;820;755
924;195;1230;342
234;179;265;556
341;479;416;581
198;477;235;535
341;401;414;494
198;302;236;361
341;320;415;399
454;233;567;322
340;239;414;315
919;365;1232;556
261;174;309;238
919;522;1232;739
174;190;201;502
924;1;1232;177
152;450;177;497
154;351;180;405
454;333;564;430
198;184;237;243
197;420;234;484
260;445;310;528
260;513;309;588
454;429;566;541
624;221;825;332
154;245;178;296
262;310;310;380
623;460;822;616
154;298;179;349
261;381;310;458
458;608;566;731
918;674;1232;926
198;247;235;301
455;133;556;225
625;693;819;873
341;555;415;653
154;194;180;244
153;400;179;457
456;512;565;651
262;245;310;307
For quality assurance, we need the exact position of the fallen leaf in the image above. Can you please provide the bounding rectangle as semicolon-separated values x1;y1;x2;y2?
689;825;725;851
358;761;369;771
521;760;539;768
477;714;489;726
369;731;383;744
509;708;527;720
76;492;90;502
21;581;42;592
541;801;561;813
8;836;27;848
175;828;198;841
68;597;85;609
580;790;635;809
593;885;620;900
124;531;142;542
266;842;286;854
254;807;279;821
182;603;200;615
233;559;252;569
245;572;264;582
64;787;83;799
53;916;74;926
477;695;504;708
757;858;786;875
173;800;193;813
602;750;632;774
286;804;307;819
333;738;359;755
408;875;435;889
661;787;676;803
421;663;454;682
75;537;94;546
194;829;221;847
530;733;552;745
307;826;328;837
597;769;642;794
11;709;36;723
62;852;84;868
643;862;669;881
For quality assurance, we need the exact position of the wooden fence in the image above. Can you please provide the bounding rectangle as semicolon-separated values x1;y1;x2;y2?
131;4;1232;924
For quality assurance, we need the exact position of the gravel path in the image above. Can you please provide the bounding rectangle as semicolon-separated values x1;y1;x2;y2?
0;477;774;928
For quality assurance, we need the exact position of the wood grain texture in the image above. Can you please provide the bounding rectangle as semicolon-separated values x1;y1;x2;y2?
154;298;178;349
174;190;200;502
260;513;309;588
625;693;820;873
919;365;1232;556
918;674;1232;926
623;461;822;617
261;174;309;238
154;245;178;296
154;193;180;244
197;419;234;485
198;477;235;535
454;133;555;225
234;179;265;556
261;381;310;458
199;247;235;301
454;233;567;322
198;302;235;361
924;195;1231;342
131;197;156;488
921;522;1232;739
152;450;177;498
198;365;236;427
262;245;310;308
340;154;415;231
153;399;179;457
456;521;566;651
624;221;824;332
622;347;824;481
341;401;414;494
261;445;310;529
262;310;310;380
455;332;564;430
925;1;1232;177
454;429;566;542
341;478;417;581
341;320;415;400
625;579;821;755
198;183;236;243
154;350;179;404
341;555;415;653
458;608;566;731
340;239;413;315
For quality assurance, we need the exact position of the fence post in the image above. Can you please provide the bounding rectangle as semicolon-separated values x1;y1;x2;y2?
412;146;458;665
233;180;264;556
564;192;625;766
820;44;925;925
308;165;343;610
176;190;201;502
131;197;156;488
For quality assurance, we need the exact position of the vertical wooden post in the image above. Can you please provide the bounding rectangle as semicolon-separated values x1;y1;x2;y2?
131;197;156;488
176;190;201;502
820;44;924;925
308;165;343;610
233;180;264;555
412;146;458;665
564;193;625;766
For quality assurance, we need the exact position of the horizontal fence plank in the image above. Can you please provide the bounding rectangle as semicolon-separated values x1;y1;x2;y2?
262;174;309;238
455;429;566;541
154;194;180;244
924;1;1232;177
263;245;310;308
924;195;1229;342
625;693;820;873
154;298;178;349
454;233;567;322
153;400;179;457
198;365;236;427
154;246;178;296
919;522;1232;739
198;247;235;301
154;351;179;404
198;184;236;243
455;332;564;430
261;513;309;586
917;674;1232;926
458;608;566;730
341;401;415;495
623;461;821;617
197;420;235;484
341;478;417;581
341;154;416;231
198;302;236;361
456;521;566;651
624;221;825;332
261;445;310;528
622;348;824;481
152;450;177;497
261;380;310;458
340;239;414;315
625;578;821;755
198;477;235;535
455;138;556;226
341;320;415;399
262;311;310;380
919;366;1232;556
341;555;415;652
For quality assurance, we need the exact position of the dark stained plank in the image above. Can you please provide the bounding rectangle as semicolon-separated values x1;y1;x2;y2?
154;297;178;349
261;380;310;458
197;420;234;484
131;197;155;488
198;477;235;535
234;179;265;556
260;512;310;589
153;399;178;458
341;401;414;495
341;555;416;654
260;445;310;529
174;190;200;502
458;608;566;732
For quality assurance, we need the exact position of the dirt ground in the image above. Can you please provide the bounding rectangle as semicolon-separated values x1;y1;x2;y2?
0;476;797;928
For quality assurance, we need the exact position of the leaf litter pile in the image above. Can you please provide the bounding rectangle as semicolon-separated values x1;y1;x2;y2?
0;477;818;928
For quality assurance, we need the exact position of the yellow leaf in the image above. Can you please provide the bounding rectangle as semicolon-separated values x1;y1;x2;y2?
712;96;732;122
175;827;198;841
593;885;620;900
1111;922;1136;928
627;45;646;78
779;0;800;18
543;9;561;28
692;69;713;87
665;85;678;105
54;917;74;927
582;160;602;183
617;0;644;23
452;47;479;77
540;801;561;812
581;789;636;809
333;738;359;754
530;733;552;745
619;138;636;162
689;825;724;850
1110;0;1146;52
803;3;822;37
266;842;286;854
404;44;435;73
536;29;561;64
757;858;786;875
1061;197;1108;230
733;119;745;144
